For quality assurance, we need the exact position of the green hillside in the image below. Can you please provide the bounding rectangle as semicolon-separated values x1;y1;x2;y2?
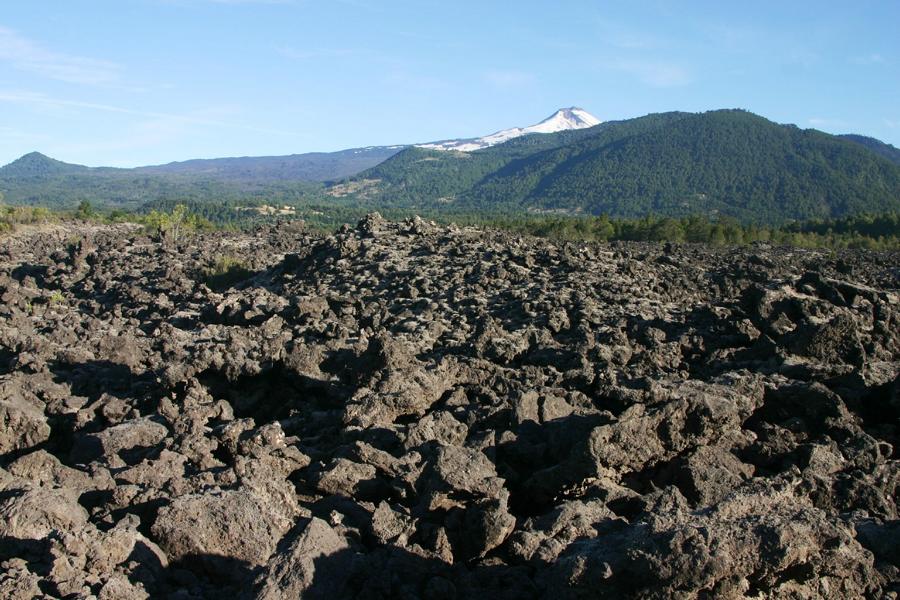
0;147;394;209
1;152;93;178
0;152;330;209
3;110;900;224
0;166;323;210
343;110;900;223
839;134;900;165
135;146;403;182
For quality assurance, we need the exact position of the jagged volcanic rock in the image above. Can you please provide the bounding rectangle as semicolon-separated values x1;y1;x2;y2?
0;217;897;598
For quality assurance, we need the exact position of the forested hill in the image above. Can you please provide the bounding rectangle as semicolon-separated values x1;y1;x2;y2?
351;112;689;206
0;147;399;208
839;134;900;165
341;110;900;223
134;146;403;182
0;152;95;177
0;152;323;209
3;110;900;225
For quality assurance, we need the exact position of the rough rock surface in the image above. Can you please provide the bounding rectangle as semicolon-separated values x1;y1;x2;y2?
0;216;898;598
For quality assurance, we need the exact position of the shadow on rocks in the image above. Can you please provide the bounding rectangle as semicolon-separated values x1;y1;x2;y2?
48;358;156;403
10;263;49;286
246;520;535;600
149;552;258;599
0;347;15;376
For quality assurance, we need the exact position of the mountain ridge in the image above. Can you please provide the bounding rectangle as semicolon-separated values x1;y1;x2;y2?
342;109;900;223
3;108;900;225
838;134;900;165
417;107;601;152
0;107;602;182
1;152;93;178
133;146;405;182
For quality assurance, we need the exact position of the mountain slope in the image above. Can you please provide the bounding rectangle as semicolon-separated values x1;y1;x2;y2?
839;134;900;165
0;146;401;208
345;120;618;208
0;157;323;209
355;112;689;208
418;107;600;152
0;152;93;178
341;110;900;223
135;146;404;182
4;109;900;224
474;110;900;220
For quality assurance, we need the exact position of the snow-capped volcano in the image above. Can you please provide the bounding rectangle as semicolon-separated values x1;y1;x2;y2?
418;107;601;152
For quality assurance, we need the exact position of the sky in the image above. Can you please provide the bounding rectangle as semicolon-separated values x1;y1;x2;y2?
0;0;898;167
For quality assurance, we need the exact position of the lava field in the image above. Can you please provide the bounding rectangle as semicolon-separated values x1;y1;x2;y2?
0;214;898;599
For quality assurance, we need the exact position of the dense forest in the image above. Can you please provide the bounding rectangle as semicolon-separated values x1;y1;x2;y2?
473;211;900;250
839;134;900;165
351;110;900;223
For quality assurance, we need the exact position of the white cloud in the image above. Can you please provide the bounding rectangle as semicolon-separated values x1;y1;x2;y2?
205;0;296;3
603;58;691;87
0;125;48;145
595;19;662;50
702;22;821;69
0;90;296;166
885;119;899;129
0;89;290;136
0;25;121;85
808;117;848;129
277;46;355;61
482;70;536;89
381;70;449;92
852;53;886;65
702;23;760;51
156;0;296;4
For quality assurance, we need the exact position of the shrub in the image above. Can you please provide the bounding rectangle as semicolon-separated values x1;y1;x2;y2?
200;256;252;291
142;204;209;244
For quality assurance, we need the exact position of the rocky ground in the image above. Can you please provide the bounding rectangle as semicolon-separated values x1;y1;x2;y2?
0;214;898;599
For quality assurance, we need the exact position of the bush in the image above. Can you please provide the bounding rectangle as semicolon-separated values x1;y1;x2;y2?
142;204;212;243
0;205;55;233
75;200;94;220
200;256;252;291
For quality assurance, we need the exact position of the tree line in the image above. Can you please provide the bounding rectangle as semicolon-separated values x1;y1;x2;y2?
472;212;900;250
2;198;898;251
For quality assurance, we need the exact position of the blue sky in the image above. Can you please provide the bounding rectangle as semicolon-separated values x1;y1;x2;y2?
1;0;898;167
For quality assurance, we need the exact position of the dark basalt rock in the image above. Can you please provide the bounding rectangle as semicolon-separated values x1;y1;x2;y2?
0;216;897;598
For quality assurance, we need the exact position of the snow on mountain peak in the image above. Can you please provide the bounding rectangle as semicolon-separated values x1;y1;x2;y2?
418;107;601;152
529;107;601;133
